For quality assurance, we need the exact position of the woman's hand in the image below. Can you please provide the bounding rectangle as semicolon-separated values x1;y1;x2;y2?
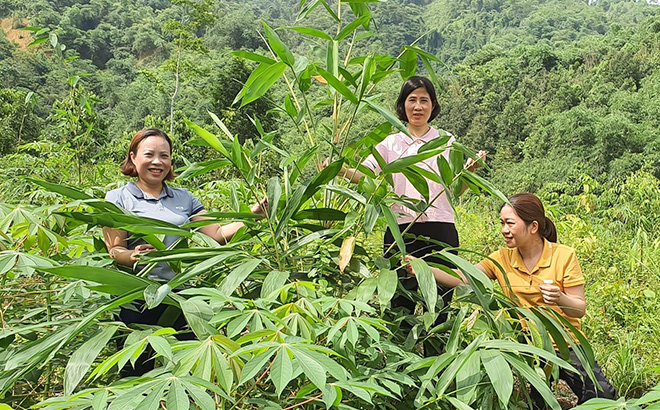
464;150;487;172
539;283;562;305
251;198;268;217
130;244;157;261
403;255;416;277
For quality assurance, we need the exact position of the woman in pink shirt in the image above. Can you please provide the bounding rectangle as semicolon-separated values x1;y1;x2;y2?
330;76;484;333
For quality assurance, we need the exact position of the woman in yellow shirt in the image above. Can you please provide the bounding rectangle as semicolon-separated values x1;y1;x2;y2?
407;193;616;407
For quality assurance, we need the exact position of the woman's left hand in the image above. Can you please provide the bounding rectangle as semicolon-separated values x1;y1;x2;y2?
464;150;487;172
539;283;562;305
251;198;268;217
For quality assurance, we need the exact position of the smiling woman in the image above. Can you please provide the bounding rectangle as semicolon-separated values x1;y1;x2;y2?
102;128;265;375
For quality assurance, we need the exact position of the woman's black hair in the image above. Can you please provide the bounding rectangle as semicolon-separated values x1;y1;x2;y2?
505;193;557;243
395;76;440;123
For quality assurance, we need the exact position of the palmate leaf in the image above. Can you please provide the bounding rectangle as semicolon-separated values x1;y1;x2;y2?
271;348;294;397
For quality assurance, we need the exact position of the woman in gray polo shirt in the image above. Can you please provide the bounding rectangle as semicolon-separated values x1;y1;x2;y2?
103;128;264;375
104;128;264;279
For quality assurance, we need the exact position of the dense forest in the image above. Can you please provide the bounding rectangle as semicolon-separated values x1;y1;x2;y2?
1;0;660;409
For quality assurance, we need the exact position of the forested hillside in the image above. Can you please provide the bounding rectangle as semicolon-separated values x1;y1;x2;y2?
1;0;660;409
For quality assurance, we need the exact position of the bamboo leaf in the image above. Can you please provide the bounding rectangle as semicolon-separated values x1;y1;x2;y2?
462;169;509;204
64;326;119;395
219;258;262;296
261;270;290;299
185;119;230;158
401;168;430;202
316;67;358;104
380;205;405;257
381;147;447;174
288;26;332;40
293;208;346;221
267;176;282;220
263;22;295;66
377;268;397;310
234;62;288;107
364;98;410;137
230;50;276;64
481;350;513;406
339;236;356;273
399;47;417;80
335;14;370;41
144;283;172;309
503;352;561;410
28;178;92;200
409;258;437;316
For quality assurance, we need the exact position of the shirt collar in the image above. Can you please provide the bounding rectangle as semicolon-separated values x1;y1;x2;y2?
126;181;173;200
512;238;553;274
403;126;438;145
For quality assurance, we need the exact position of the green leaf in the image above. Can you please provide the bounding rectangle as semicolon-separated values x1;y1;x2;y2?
144;283;171;309
456;350;481;403
288;26;332;40
185;119;230;158
42;266;152;296
381;147;447;174
377;269;397;309
290;347;326;389
293;208;346;221
28;178;92;200
167;379;190;410
271;348;294;397
381;205;405;257
263;22;295;66
176;159;231;179
364;98;410;137
64;326;119;395
363;203;379;234
316;67;358;104
336;14;370;41
267;177;281;220
437;156;454;187
262;270;290;299
481;350;514;406
231;50;276;64
401;168;430;202
399;47;417;80
461;169;509;204
219;259;262;296
239;350;277;385
235;62;288;107
409;258;437;316
503;352;561;410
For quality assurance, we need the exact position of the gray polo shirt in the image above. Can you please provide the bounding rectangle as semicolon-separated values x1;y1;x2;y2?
105;182;205;280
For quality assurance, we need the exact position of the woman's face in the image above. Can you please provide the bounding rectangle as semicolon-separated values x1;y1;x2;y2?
500;205;537;248
130;136;172;187
404;87;433;129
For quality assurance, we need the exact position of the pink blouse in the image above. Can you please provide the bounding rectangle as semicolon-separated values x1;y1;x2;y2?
362;127;455;225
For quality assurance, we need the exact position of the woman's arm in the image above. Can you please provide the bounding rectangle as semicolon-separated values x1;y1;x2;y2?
103;227;155;268
322;158;365;184
539;283;586;318
194;200;266;244
405;256;480;288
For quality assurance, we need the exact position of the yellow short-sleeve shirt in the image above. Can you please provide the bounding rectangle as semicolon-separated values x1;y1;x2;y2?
479;239;585;330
